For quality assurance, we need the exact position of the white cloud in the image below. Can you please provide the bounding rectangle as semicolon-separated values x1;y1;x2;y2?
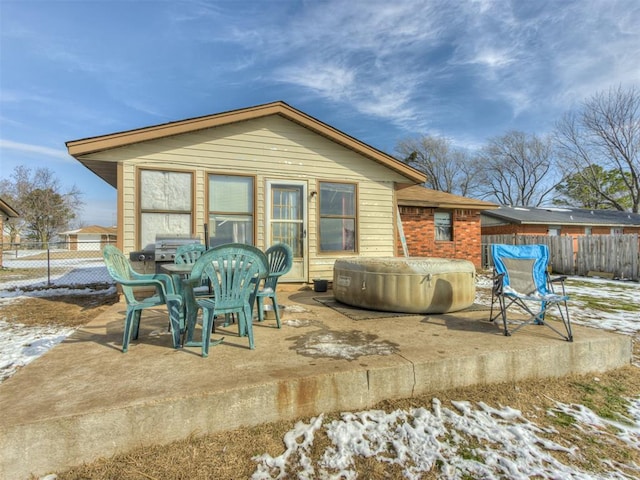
468;48;515;69
275;63;356;101
0;139;70;161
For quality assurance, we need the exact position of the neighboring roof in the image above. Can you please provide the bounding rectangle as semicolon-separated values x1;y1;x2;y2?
396;184;498;210
482;205;640;227
61;225;117;235
0;197;19;218
66;101;427;188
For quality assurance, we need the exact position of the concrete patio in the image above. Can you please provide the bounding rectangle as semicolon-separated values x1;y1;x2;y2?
0;287;632;479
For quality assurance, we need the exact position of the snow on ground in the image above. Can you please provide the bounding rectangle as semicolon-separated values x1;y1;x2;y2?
0;267;116;382
1;268;639;478
252;397;640;480
0;320;75;382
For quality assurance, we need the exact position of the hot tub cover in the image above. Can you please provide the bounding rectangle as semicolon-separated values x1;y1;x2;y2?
333;257;476;314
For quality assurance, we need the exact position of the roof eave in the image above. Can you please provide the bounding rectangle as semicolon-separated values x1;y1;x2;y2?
482;212;640;227
0;199;19;218
398;199;498;210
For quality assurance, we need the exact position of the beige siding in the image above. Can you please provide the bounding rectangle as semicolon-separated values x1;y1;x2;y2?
83;115;411;282
122;164;137;253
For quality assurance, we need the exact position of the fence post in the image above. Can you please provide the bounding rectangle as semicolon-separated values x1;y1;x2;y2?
47;246;52;286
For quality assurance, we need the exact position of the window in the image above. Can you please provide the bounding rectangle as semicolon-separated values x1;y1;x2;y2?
611;227;623;235
208;174;254;247
585;227;592;235
434;211;452;241
139;169;192;248
319;182;356;252
548;226;561;236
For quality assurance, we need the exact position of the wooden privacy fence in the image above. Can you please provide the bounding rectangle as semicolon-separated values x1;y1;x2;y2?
576;234;639;280
482;234;639;281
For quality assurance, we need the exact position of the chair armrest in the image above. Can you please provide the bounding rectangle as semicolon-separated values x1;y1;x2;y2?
546;273;568;295
549;275;567;283
115;277;164;287
128;269;176;294
491;272;505;295
116;278;171;299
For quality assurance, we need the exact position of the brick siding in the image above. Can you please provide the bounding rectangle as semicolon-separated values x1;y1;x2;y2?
398;207;483;269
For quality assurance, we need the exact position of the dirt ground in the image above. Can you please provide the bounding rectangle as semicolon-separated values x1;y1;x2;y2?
3;293;639;479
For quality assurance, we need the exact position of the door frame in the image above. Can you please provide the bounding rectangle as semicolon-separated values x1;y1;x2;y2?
265;179;308;282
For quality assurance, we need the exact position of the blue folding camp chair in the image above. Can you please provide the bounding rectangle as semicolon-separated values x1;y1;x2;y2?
489;244;573;341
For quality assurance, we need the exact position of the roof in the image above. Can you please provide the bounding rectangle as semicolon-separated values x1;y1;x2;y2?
65;101;427;188
60;225;117;235
396;184;498;210
482;206;640;227
0;198;19;218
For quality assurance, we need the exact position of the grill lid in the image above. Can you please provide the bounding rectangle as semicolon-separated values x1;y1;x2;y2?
154;234;201;261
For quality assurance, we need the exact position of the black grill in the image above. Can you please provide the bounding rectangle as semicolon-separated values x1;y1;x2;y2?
129;235;202;273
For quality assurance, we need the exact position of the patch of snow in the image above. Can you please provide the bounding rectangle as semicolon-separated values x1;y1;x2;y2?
283;319;313;328
539;207;572;212
252;396;640;479
282;304;308;313
0;320;74;382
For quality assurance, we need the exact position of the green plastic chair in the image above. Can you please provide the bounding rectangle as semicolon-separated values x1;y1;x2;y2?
175;243;206;265
183;243;268;357
174;243;209;296
102;245;183;352
256;243;293;328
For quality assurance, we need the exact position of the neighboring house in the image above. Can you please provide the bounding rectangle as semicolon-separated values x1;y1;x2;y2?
481;206;640;238
0;197;19;268
397;185;497;269
66;101;486;282
60;225;117;252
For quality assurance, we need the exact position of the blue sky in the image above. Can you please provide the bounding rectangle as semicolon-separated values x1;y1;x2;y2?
1;0;639;226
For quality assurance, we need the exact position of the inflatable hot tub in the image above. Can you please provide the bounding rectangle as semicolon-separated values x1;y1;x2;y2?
333;257;476;314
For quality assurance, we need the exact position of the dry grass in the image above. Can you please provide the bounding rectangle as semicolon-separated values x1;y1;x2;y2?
0;289;118;328
3;293;638;479
46;366;640;480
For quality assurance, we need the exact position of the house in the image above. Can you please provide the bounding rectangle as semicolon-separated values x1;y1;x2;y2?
481;206;640;237
0;197;19;268
396;185;497;269
60;225;117;252
66;101;487;282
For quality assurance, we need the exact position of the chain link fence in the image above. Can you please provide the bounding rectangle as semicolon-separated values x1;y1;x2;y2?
0;241;116;292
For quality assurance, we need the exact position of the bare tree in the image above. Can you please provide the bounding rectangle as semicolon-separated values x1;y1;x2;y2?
478;131;560;206
555;85;640;212
395;135;482;196
0;166;83;245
